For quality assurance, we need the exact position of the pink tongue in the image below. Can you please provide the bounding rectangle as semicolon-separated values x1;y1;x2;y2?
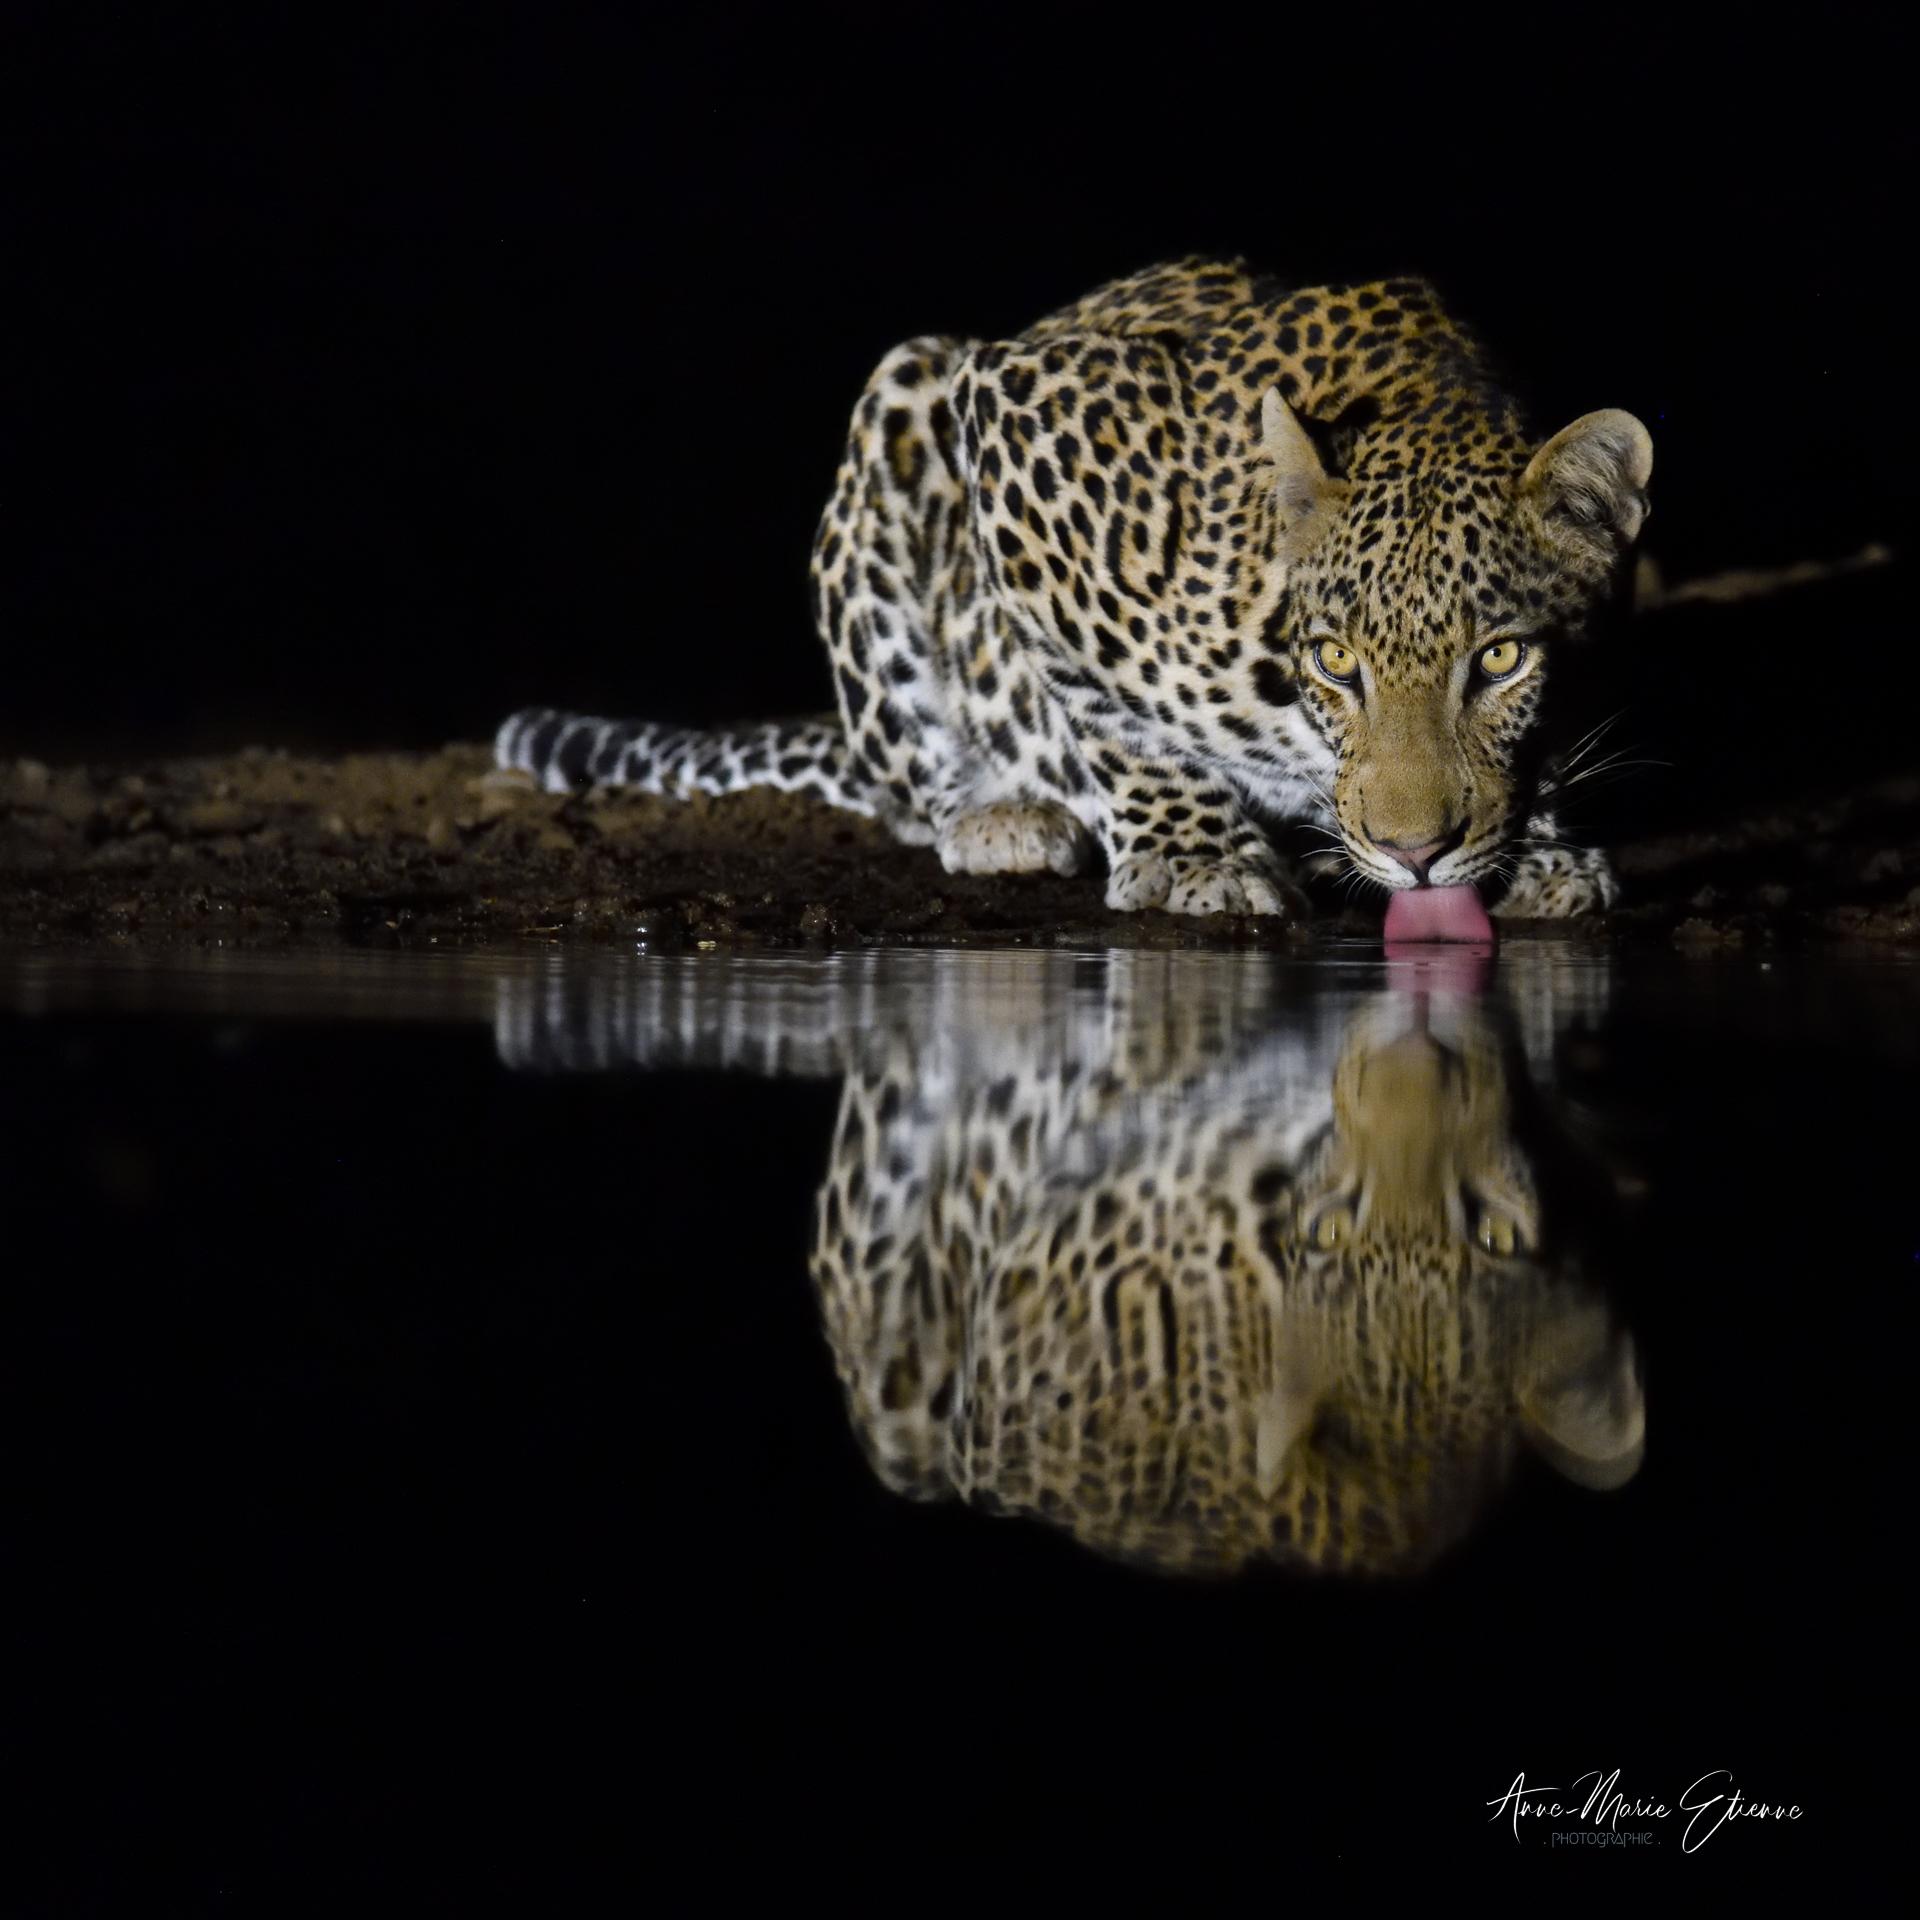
1383;885;1496;945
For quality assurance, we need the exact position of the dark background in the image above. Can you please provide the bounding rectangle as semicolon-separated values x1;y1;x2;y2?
5;15;1910;1900
4;954;1908;1901
6;7;1912;764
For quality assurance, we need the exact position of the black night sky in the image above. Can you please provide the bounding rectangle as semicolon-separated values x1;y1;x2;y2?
8;10;1910;762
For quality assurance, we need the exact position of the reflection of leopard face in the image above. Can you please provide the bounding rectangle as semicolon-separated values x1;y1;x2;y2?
811;986;1641;1577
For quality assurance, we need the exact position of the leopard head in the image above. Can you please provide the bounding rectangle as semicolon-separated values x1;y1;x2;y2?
1262;389;1652;897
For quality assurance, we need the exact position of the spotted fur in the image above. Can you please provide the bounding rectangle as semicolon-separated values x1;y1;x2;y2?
498;261;1651;915
494;949;1641;1576
808;973;1641;1575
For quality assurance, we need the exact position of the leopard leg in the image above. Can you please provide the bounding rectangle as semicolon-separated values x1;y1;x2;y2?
1493;812;1619;920
812;335;996;850
920;608;1095;876
821;342;1112;878
1084;736;1305;918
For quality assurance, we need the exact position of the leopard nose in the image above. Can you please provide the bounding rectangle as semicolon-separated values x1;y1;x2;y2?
1383;838;1445;878
1366;819;1465;882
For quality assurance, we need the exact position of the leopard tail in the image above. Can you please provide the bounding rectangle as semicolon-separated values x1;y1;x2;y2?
493;707;875;813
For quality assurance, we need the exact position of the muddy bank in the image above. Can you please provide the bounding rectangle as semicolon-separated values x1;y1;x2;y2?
2;742;1917;953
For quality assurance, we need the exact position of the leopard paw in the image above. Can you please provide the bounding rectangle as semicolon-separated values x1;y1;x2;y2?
1105;849;1304;918
938;801;1091;878
1493;846;1619;921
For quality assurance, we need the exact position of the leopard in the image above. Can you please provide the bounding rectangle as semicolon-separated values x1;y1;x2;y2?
494;945;1643;1576
496;258;1653;920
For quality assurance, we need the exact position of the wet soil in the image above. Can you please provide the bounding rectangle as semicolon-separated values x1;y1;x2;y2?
3;741;1916;953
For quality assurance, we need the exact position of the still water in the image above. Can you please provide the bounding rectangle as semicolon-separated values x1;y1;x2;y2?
3;941;1911;1893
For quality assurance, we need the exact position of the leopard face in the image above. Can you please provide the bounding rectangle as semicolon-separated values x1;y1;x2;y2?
1265;394;1654;896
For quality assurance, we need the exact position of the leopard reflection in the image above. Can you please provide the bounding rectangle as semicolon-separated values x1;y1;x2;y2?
498;950;1642;1577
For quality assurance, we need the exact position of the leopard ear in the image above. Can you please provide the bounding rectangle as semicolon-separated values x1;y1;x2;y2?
1520;1326;1645;1492
1521;409;1654;553
1261;387;1347;559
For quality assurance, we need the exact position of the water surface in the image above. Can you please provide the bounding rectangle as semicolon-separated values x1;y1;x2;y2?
3;940;1910;1890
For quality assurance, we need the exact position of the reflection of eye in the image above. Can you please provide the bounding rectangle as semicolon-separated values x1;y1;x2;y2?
1477;639;1526;679
1309;1204;1354;1251
1313;640;1360;685
1475;1208;1524;1256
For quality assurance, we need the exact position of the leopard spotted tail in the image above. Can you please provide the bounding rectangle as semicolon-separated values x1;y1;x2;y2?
493;707;877;813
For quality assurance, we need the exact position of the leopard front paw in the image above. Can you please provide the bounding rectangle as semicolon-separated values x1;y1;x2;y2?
938;801;1092;878
1493;846;1619;921
1105;849;1305;918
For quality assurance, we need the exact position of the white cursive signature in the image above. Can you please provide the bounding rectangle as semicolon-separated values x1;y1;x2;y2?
1486;1769;1804;1849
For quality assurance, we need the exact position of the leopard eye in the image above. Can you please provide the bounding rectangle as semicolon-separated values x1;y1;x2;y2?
1477;639;1526;680
1309;1203;1354;1251
1313;640;1360;685
1474;1207;1523;1256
